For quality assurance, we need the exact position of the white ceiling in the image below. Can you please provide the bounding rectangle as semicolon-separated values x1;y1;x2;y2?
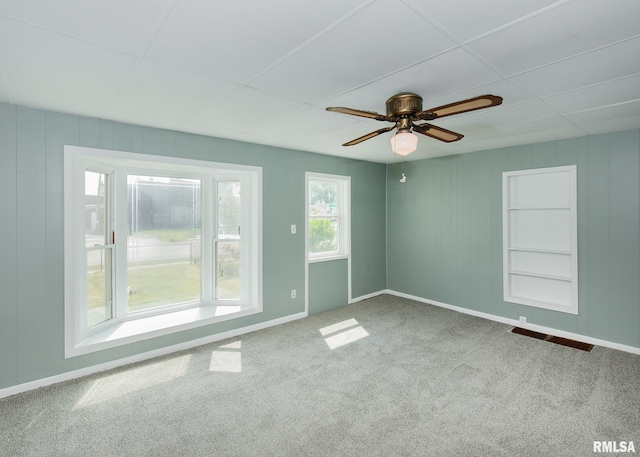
1;0;639;163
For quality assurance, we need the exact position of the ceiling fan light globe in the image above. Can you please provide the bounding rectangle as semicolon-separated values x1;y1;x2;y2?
390;132;418;156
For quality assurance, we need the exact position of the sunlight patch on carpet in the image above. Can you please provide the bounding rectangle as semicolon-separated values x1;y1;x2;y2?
210;340;242;372
320;319;369;350
319;318;359;336
74;354;191;409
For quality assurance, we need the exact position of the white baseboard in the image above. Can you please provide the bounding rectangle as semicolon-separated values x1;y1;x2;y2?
5;290;638;400
349;289;387;304
384;289;640;356
0;311;308;400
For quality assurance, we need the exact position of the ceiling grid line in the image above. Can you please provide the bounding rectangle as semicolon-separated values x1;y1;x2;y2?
0;0;638;162
101;0;181;120
243;0;378;88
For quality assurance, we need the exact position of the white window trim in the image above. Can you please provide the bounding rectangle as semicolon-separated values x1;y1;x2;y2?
305;172;351;263
304;172;352;316
64;145;263;357
502;165;578;315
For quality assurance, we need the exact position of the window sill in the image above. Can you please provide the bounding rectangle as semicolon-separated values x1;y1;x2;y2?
67;304;261;358
308;253;349;263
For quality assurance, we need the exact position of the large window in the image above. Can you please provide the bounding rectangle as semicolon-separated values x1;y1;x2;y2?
306;173;350;261
65;146;262;357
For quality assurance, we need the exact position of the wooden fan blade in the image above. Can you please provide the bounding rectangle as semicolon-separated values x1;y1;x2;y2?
413;123;463;143
326;106;391;121
417;95;503;120
342;126;395;146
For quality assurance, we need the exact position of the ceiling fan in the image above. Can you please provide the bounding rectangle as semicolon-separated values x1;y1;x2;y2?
326;93;503;155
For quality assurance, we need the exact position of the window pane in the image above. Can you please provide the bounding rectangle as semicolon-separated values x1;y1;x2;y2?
127;175;201;312
309;181;338;217
218;181;241;238
87;248;112;327
309;217;338;253
85;171;108;247
216;181;241;301
216;241;240;300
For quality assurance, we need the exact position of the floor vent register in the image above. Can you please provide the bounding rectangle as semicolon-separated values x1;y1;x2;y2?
511;327;594;352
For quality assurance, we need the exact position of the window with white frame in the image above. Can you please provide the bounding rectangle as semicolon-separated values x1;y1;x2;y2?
65;146;262;357
307;173;350;261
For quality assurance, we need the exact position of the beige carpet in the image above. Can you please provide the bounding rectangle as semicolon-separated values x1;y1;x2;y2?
1;294;638;456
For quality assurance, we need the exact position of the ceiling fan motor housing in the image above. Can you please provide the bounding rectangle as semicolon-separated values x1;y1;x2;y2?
386;93;423;117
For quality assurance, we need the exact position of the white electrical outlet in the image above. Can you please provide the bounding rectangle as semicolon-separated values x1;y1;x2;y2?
291;289;296;299
291;224;296;234
519;316;526;326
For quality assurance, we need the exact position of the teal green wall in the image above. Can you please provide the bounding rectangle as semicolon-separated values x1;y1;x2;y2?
387;130;640;349
2;99;638;391
0;103;386;389
309;259;349;314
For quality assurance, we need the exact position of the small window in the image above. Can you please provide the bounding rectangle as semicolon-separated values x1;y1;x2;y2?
307;173;350;261
503;165;578;314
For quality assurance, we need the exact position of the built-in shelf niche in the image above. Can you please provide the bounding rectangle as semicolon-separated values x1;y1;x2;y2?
503;165;578;314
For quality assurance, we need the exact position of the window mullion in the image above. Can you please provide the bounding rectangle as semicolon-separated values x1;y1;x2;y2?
201;177;214;304
114;168;128;322
240;175;249;303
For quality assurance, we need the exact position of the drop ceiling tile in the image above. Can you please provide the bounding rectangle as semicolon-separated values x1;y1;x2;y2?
542;74;640;114
250;0;457;104
188;87;309;137
0;17;135;118
408;0;562;42
509;37;640;97
565;99;640;126
464;121;584;151
464;115;576;141
465;128;585;152
106;59;240;130
147;0;369;85
243;106;360;142
0;0;174;55
467;0;640;75
578;115;640;136
321;48;502;111
438;100;558;133
419;80;534;117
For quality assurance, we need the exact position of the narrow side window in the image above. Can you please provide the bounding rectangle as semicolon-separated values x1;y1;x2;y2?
84;170;114;328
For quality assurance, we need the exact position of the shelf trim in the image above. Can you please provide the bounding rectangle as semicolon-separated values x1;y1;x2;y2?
508;270;572;282
508;247;572;255
507;206;571;210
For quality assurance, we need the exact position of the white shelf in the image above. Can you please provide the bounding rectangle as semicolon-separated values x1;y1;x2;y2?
508;206;571;210
508;270;572;282
508;247;571;255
